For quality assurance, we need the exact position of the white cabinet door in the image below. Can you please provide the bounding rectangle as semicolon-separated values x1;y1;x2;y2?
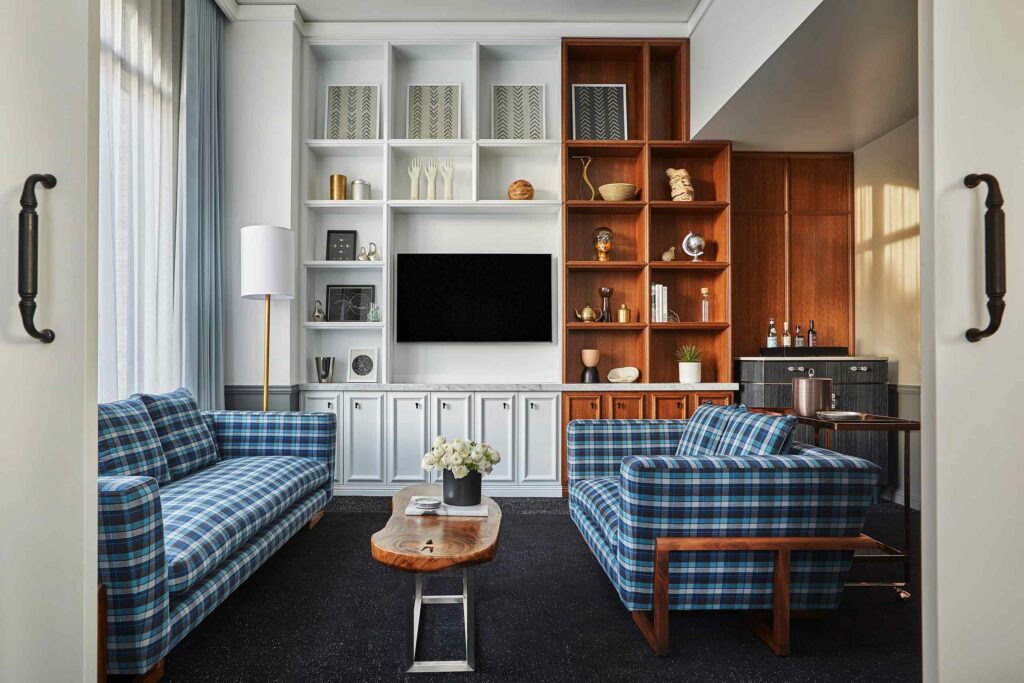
518;392;560;483
342;392;385;484
474;393;515;483
431;392;473;441
388;392;430;484
302;391;340;415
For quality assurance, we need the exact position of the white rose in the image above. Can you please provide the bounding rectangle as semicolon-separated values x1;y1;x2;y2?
472;444;485;456
432;446;445;459
441;453;451;467
450;453;465;466
483;461;493;475
489;449;502;464
452;464;470;479
469;450;483;463
433;435;446;449
421;454;436;470
451;439;466;452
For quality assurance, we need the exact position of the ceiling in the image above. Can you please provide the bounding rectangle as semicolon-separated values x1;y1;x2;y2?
695;0;918;151
236;0;703;23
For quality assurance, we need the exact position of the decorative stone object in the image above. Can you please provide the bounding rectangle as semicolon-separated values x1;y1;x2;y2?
661;246;676;261
311;299;326;322
666;167;695;201
507;179;534;200
607;366;640;383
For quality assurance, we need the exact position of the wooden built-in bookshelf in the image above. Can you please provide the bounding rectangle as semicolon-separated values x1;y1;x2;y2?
561;38;732;384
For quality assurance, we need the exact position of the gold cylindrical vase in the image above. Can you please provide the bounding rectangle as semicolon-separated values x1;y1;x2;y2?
330;174;347;200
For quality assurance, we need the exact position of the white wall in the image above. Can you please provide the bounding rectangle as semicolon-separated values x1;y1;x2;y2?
224;19;303;386
689;0;821;135
0;0;98;679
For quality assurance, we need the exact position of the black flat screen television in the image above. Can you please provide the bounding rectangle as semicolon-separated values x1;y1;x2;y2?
396;253;552;342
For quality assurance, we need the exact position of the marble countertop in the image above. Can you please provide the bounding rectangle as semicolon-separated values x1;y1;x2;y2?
735;356;888;361
299;382;739;392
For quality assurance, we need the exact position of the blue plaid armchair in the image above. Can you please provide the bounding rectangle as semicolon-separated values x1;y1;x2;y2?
97;390;335;676
567;414;881;655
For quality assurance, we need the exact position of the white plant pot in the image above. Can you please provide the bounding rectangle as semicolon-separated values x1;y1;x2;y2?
678;362;702;384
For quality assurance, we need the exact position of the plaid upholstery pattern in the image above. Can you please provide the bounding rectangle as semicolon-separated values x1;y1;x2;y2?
570;506;620;589
168;488;329;650
98;476;169;674
204;411;336;494
567;419;880;613
161;456;329;594
98;397;170;483
715;408;797;456
98;410;336;674
137;388;220;480
673;403;741;458
567;419;684;485
569;476;619;548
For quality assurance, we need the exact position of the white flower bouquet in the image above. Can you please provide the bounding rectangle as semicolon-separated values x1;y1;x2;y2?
422;435;502;479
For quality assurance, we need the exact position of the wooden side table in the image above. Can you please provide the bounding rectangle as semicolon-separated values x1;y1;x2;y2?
753;409;920;600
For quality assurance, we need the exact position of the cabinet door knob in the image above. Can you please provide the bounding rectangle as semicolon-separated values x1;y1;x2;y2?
702;399;712;405
676;401;683;409
798;366;805;372
859;366;869;372
442;402;448;409
327;402;333;410
354;402;360;409
415;402;421;409
590;402;597;409
530;401;536;409
787;366;795;372
850;365;859;371
503;402;509;410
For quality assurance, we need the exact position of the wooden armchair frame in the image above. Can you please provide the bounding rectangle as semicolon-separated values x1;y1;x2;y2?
631;534;887;656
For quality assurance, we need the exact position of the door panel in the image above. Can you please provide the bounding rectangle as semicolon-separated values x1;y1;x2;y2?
430;392;472;483
649;392;689;419
474;393;515;483
387;393;429;484
565;393;602;421
343;392;385;483
789;213;852;351
605;393;645;419
690;392;732;414
518;393;560;483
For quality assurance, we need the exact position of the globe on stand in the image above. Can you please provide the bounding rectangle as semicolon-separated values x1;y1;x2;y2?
681;232;705;261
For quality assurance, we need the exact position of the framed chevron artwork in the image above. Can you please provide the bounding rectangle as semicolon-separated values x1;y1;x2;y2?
491;85;546;140
324;84;380;140
571;84;628;140
407;84;462;139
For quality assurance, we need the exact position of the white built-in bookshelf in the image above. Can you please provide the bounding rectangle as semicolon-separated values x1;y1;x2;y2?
299;40;563;384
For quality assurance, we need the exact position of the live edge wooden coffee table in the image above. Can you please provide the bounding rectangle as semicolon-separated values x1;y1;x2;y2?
370;484;502;673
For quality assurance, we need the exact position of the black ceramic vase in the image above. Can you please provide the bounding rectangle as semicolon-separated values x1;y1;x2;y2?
443;469;482;506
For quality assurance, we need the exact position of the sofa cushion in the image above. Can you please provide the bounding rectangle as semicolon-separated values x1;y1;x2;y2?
137;388;219;480
570;476;619;549
716;408;798;456
98;397;170;483
160;456;329;594
673;403;741;458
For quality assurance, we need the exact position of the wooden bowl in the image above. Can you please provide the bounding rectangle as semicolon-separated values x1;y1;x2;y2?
598;183;637;201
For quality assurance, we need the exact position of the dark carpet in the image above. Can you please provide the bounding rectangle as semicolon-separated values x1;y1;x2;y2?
164;498;920;682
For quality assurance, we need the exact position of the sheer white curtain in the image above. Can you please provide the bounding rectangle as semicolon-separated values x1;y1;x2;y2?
98;0;183;401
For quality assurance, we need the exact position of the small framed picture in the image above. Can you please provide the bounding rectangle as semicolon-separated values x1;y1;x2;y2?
571;84;628;140
325;230;357;261
326;284;375;322
492;84;546;140
347;348;379;383
407;84;461;139
324;84;380;140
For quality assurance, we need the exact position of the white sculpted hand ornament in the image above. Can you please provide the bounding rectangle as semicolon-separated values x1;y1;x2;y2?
408;158;422;200
440;157;454;200
425;158;439;200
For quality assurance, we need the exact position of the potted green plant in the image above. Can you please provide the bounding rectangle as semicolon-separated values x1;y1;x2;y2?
674;345;702;383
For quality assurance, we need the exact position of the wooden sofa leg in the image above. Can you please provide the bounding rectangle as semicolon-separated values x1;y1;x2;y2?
631;540;670;656
307;508;326;530
750;549;791;656
129;659;164;682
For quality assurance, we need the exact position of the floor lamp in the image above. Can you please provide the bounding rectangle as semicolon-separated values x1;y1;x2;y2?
240;225;295;411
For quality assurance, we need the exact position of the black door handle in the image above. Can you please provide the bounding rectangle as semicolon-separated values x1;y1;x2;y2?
18;173;57;343
964;173;1006;342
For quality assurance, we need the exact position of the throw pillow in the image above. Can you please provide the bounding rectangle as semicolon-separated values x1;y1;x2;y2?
674;403;743;458
716;408;798;456
137;387;220;480
98;396;170;482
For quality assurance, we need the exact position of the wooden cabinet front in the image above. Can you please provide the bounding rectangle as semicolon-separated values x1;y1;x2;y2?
648;393;689;419
604;393;645;419
690;391;732;413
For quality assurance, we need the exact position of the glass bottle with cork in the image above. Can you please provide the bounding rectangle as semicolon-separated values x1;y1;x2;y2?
767;317;778;348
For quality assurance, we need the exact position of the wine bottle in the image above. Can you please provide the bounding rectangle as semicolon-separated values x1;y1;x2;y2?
767;317;778;348
808;319;817;347
794;323;806;347
782;321;792;347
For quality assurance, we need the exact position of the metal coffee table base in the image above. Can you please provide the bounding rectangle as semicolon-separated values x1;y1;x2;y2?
407;568;475;673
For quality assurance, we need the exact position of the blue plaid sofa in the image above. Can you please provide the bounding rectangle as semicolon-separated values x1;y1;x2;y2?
567;407;880;650
97;388;335;676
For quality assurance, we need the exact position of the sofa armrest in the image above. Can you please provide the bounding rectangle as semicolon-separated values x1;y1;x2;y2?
567;419;686;486
98;476;169;674
203;410;336;483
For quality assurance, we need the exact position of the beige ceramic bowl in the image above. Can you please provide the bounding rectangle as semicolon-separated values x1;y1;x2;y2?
598;183;637;201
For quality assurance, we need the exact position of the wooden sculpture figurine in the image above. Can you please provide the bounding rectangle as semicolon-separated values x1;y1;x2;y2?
573;155;596;200
666;167;695;201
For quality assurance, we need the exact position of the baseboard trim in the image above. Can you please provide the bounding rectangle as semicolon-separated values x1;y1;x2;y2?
882;487;921;510
332;483;563;498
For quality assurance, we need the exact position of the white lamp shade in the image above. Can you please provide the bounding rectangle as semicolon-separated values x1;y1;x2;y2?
240;225;295;300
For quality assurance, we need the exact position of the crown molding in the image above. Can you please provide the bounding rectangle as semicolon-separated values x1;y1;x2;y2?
302;21;689;40
213;0;240;21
